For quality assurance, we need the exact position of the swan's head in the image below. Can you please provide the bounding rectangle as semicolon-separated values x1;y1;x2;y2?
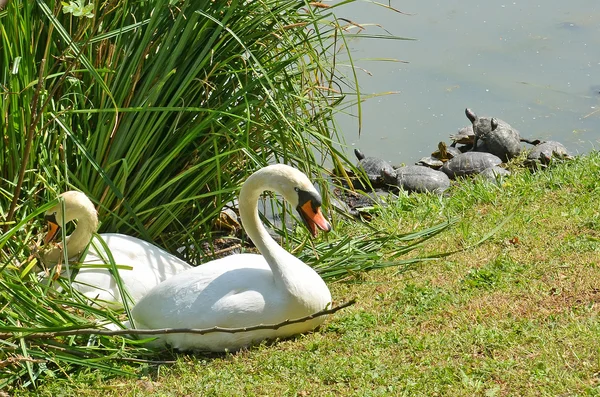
43;191;98;244
254;164;331;238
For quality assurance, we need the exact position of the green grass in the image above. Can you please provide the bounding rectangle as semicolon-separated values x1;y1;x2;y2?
1;0;428;390
3;1;598;394
8;152;600;396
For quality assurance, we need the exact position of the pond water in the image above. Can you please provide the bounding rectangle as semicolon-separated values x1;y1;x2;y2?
335;0;600;166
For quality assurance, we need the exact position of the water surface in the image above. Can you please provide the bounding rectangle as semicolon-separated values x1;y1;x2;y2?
336;1;600;165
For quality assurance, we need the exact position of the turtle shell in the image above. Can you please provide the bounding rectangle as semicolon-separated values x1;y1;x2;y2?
441;152;502;179
446;146;462;158
465;108;522;161
354;149;395;188
525;141;572;168
331;188;396;220
478;166;510;183
392;165;450;194
416;156;444;169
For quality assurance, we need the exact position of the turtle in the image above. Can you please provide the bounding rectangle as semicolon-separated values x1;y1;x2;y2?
477;166;510;183
465;108;522;161
213;206;242;235
417;142;461;169
452;121;538;153
382;165;450;194
416;156;444;169
331;187;396;220
354;149;396;189
524;140;572;168
450;124;475;146
432;141;461;162
441;151;502;179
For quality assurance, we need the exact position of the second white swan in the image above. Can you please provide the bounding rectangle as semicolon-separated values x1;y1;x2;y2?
42;191;192;308
130;164;333;351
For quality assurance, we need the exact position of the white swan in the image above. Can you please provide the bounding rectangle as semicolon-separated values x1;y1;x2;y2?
131;164;332;352
41;191;192;308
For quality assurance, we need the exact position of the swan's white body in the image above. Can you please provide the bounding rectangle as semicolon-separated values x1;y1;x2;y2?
131;164;332;351
42;192;192;308
61;233;192;307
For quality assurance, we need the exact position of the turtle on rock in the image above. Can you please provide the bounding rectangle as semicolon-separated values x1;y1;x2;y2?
441;151;502;179
382;165;450;194
525;140;572;169
465;108;522;161
354;149;395;189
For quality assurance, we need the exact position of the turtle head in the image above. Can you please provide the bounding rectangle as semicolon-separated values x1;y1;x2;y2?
465;108;477;123
354;148;365;161
380;168;397;185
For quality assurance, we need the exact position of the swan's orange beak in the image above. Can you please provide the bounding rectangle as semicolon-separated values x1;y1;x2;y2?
44;216;61;245
298;201;331;238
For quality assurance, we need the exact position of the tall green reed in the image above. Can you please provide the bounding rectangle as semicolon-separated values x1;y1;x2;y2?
1;0;356;262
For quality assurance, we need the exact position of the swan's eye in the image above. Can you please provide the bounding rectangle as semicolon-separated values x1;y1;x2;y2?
294;187;300;192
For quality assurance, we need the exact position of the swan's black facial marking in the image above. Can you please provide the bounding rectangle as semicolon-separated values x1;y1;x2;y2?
45;213;58;225
295;188;331;237
44;213;61;244
295;188;322;212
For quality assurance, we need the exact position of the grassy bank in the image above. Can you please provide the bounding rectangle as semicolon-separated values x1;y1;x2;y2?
14;151;600;396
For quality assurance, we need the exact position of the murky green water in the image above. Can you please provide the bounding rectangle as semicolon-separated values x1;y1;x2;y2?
336;1;600;165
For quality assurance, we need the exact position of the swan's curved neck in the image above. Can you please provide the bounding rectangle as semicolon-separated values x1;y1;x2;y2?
238;172;294;284
66;219;96;256
43;206;97;263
